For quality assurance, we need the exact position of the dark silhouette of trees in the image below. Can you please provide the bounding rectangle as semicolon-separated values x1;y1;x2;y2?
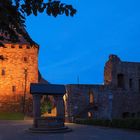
0;0;76;46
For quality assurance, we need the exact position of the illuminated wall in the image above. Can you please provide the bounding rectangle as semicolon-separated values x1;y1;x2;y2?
0;43;39;112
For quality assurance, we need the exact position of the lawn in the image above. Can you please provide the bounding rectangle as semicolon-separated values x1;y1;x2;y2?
0;112;24;120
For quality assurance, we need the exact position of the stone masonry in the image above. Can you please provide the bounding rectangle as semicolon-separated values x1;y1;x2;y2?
65;55;140;121
0;43;39;112
105;55;140;119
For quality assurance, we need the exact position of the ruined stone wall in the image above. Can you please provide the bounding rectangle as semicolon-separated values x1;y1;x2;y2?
65;85;90;121
65;55;140;121
0;43;38;112
112;91;140;119
104;55;121;88
65;84;110;121
104;54;140;118
104;54;140;92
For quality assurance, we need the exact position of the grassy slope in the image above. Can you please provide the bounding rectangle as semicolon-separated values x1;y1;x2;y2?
0;112;24;120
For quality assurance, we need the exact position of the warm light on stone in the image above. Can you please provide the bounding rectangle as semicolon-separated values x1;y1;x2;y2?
0;43;39;112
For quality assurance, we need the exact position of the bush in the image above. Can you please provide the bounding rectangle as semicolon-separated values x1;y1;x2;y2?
111;119;140;129
75;119;111;126
40;101;52;114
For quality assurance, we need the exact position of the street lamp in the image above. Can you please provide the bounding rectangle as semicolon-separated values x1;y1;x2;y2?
23;68;27;114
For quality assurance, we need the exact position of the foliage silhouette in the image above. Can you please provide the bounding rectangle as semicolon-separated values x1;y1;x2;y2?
0;0;76;46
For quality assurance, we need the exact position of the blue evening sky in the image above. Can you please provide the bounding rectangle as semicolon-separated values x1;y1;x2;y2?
26;0;140;84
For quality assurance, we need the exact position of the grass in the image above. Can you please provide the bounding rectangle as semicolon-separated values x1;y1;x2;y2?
0;112;24;120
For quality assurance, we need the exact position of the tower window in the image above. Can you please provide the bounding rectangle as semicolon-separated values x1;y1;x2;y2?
23;57;28;62
117;74;124;88
1;69;5;76
129;79;133;89
12;86;16;92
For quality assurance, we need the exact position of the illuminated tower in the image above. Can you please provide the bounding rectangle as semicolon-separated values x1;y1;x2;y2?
0;35;39;112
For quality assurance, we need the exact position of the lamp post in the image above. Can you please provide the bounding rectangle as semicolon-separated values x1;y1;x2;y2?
23;68;27;114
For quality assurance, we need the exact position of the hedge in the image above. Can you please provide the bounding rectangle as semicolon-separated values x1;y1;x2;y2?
75;118;140;130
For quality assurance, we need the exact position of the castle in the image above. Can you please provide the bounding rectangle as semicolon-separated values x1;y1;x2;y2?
0;34;140;120
64;55;140;121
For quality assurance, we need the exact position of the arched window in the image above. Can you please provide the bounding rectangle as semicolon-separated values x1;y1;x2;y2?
89;91;94;104
117;74;124;88
23;57;28;62
1;69;5;76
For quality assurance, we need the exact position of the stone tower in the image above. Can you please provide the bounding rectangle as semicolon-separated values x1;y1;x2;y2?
0;36;39;112
104;54;140;91
104;54;121;88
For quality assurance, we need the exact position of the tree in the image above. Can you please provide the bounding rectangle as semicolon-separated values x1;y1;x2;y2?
0;0;76;46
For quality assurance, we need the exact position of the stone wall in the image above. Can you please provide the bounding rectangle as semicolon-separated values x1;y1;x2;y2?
104;54;140;91
104;54;140;118
65;84;111;121
0;43;38;112
65;55;140;121
112;91;140;119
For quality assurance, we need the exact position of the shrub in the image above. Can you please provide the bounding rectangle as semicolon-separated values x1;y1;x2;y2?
75;118;140;130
